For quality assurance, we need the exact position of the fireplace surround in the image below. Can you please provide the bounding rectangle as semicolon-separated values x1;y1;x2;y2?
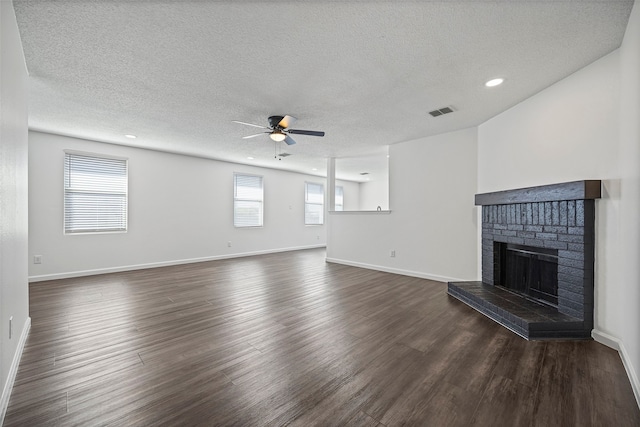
448;180;601;339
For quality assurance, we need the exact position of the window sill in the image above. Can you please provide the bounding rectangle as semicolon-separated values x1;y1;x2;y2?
64;230;128;235
329;210;392;215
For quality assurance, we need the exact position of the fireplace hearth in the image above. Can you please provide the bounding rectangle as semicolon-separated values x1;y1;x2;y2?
448;180;601;339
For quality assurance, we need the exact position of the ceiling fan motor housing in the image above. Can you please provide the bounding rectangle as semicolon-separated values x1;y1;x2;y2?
268;116;286;129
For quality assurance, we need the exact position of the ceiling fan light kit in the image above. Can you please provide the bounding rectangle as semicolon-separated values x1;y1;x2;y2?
233;115;325;147
269;131;287;142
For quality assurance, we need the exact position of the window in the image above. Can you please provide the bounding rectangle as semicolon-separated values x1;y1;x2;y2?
335;186;344;211
234;173;263;227
305;182;324;225
64;152;128;234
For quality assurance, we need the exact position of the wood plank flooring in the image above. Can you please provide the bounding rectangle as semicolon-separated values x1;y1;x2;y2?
4;248;640;426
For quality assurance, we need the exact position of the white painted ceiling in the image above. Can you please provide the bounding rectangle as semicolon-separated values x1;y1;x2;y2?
13;0;634;182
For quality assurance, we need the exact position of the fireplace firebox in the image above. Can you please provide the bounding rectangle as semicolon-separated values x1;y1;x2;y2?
494;243;559;307
448;180;601;340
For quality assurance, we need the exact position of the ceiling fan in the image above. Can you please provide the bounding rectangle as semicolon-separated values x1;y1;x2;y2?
232;115;325;145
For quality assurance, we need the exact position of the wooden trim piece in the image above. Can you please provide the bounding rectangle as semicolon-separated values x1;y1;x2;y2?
593;329;640;408
328;210;392;215
28;244;327;282
0;317;31;426
475;180;601;206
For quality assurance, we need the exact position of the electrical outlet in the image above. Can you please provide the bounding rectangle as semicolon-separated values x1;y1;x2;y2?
34;255;42;264
227;241;232;248
391;250;396;258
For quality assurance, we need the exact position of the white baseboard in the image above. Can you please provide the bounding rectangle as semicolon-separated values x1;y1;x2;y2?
325;257;466;283
29;245;326;282
1;317;31;425
592;329;640;409
592;329;620;350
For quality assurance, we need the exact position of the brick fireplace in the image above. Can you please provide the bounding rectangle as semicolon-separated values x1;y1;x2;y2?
448;180;601;339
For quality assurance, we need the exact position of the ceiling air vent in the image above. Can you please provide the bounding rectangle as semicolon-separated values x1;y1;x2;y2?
429;106;455;117
360;172;370;176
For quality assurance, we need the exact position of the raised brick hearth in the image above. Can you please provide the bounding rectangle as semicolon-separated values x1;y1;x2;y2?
448;180;601;339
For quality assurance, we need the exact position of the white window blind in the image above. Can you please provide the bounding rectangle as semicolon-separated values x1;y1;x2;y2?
335;186;344;211
64;152;128;234
305;182;324;225
234;173;263;227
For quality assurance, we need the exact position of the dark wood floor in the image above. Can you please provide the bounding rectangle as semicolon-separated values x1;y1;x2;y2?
4;248;639;426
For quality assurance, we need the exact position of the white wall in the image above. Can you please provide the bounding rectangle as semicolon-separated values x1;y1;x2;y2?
333;178;387;212
335;179;360;211
327;128;478;282
478;51;620;192
478;27;639;402
0;1;30;422
358;173;389;211
29;132;326;280
617;0;640;405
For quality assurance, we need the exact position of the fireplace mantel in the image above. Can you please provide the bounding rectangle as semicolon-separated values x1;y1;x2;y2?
475;180;601;206
448;180;601;340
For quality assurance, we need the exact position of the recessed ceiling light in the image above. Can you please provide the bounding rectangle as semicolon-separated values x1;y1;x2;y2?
312;168;318;171
485;78;504;87
124;134;137;139
247;157;254;160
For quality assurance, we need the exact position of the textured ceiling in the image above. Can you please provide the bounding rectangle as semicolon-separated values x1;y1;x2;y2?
13;0;634;181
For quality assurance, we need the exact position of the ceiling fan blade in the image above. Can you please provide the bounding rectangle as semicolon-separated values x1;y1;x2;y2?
232;120;269;129
278;115;297;129
284;135;297;146
242;132;268;139
287;129;325;137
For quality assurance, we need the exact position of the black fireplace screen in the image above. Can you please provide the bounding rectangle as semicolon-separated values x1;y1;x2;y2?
494;243;559;307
